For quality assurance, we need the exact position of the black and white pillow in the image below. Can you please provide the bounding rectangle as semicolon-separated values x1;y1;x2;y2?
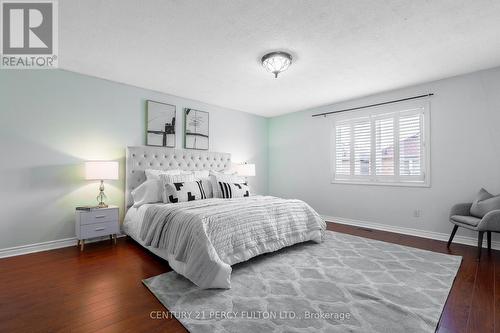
218;181;251;199
163;180;208;203
209;171;245;198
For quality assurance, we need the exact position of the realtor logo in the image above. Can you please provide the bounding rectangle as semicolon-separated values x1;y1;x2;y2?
1;0;58;68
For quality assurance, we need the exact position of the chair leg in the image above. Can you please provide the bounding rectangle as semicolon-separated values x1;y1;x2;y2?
447;225;459;248
477;231;484;261
487;231;492;251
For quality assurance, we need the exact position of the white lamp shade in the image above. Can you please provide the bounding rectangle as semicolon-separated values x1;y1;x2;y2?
234;163;255;177
85;161;119;180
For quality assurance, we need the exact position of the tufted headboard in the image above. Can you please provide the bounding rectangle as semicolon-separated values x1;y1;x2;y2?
125;146;231;208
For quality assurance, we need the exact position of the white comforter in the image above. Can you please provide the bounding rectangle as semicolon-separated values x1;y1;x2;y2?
139;195;325;288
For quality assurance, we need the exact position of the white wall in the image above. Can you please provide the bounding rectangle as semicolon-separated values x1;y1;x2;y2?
268;67;500;240
0;70;268;249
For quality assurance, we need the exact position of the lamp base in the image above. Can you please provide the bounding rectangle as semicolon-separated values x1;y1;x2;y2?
96;180;108;208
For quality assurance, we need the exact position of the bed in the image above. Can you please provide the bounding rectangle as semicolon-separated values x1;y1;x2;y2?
124;146;326;288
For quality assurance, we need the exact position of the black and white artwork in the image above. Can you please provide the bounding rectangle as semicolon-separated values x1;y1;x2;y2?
184;108;209;150
147;100;176;147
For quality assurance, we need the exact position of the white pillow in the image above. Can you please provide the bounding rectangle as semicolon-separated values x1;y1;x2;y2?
179;170;210;179
192;170;210;179
212;169;237;176
161;173;196;184
145;169;182;180
209;171;245;198
209;170;239;178
131;180;162;207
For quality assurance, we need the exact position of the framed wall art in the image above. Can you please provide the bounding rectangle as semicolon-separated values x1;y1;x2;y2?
146;100;176;147
184;108;209;150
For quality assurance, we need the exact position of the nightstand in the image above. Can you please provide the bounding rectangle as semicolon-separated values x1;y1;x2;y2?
75;206;119;251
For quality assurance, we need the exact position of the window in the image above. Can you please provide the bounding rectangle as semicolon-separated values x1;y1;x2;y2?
331;100;430;186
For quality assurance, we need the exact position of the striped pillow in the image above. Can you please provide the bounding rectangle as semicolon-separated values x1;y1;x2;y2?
218;181;251;199
209;171;245;198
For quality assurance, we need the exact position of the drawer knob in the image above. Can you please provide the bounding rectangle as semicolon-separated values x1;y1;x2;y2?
95;227;106;231
95;215;106;219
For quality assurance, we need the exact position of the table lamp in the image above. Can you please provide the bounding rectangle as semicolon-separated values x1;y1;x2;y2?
234;163;256;178
85;161;119;208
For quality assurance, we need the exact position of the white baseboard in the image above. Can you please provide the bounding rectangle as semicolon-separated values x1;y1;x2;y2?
323;215;500;251
1;217;493;259
0;234;126;259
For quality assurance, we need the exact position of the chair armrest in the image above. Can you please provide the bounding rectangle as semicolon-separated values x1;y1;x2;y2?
449;203;472;218
478;210;500;231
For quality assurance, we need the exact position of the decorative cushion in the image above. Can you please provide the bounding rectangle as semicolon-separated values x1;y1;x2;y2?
145;169;181;180
450;215;481;227
162;171;214;199
159;174;196;203
163;180;208;203
209;171;245;198
218;181;251;199
470;188;500;218
131;180;162;207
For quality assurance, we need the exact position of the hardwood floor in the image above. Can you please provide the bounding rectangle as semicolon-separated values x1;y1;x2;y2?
0;222;496;333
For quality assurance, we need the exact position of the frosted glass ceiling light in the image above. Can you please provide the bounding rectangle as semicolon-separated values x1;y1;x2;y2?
261;51;292;78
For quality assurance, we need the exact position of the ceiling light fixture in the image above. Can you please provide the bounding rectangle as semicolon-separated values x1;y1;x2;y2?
261;51;292;78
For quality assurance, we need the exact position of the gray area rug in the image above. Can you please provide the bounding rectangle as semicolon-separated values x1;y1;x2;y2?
143;231;461;333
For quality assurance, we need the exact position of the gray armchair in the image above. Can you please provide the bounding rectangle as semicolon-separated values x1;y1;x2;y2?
448;203;500;260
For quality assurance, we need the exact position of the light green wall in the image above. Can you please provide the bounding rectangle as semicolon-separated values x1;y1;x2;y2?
0;70;268;249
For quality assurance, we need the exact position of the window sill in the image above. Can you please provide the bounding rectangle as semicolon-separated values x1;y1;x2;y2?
331;179;431;188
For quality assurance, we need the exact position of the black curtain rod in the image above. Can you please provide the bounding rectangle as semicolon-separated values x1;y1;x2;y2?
311;93;434;118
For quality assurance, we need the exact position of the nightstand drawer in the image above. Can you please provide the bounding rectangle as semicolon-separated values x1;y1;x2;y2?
81;221;119;238
81;209;118;225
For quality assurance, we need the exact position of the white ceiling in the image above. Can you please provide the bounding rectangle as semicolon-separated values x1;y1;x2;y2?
60;0;500;117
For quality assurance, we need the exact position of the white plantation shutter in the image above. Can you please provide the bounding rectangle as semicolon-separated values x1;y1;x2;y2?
353;120;371;176
332;101;429;186
375;116;394;176
399;113;423;178
335;124;351;176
